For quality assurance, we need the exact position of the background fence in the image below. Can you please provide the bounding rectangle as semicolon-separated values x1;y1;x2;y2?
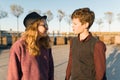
0;32;120;48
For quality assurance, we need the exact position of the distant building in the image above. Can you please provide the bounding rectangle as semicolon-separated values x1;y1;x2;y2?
0;30;22;46
0;30;12;46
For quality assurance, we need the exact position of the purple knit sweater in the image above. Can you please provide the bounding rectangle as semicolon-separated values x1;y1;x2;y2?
7;39;54;80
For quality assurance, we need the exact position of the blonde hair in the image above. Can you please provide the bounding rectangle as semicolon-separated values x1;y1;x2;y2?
21;20;51;56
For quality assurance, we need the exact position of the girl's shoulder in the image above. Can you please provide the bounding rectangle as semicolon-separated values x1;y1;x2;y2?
10;38;26;52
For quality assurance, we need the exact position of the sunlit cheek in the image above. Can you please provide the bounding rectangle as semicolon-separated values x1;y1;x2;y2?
38;27;43;33
73;26;78;31
73;26;80;34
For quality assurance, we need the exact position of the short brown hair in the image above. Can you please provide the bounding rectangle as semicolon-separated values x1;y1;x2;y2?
71;7;95;29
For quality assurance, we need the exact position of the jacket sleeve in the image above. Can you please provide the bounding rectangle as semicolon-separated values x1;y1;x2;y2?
48;48;54;80
65;40;72;80
7;45;22;80
94;41;106;80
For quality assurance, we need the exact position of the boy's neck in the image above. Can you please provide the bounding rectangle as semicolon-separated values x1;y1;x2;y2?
79;31;90;41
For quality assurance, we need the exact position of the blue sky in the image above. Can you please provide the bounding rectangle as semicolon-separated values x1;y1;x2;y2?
0;0;120;32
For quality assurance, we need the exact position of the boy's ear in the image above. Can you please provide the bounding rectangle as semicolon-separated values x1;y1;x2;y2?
84;22;89;29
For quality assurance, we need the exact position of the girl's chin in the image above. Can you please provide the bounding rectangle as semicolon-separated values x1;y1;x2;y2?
38;32;47;37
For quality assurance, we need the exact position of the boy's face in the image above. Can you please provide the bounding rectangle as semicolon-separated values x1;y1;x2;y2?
72;18;87;34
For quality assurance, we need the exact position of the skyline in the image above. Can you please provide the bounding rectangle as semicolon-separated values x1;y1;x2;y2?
0;0;120;33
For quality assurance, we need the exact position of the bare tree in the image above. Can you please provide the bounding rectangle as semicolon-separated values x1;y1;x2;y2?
104;12;113;32
0;10;8;29
10;4;24;36
96;18;103;32
0;10;8;45
0;10;8;19
64;14;71;34
44;10;53;23
117;13;120;21
44;10;54;35
57;9;65;33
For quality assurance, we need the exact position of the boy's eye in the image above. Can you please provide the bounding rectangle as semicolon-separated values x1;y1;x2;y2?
73;23;77;25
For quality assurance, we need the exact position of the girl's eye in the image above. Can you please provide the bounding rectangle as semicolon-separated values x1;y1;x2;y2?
39;25;45;27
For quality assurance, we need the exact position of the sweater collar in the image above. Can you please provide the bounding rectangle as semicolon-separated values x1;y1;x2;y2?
78;32;92;42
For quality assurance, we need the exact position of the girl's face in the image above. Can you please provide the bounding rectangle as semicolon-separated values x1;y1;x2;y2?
71;18;86;34
38;19;48;34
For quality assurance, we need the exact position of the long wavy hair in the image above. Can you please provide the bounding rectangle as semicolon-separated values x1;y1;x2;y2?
21;19;51;56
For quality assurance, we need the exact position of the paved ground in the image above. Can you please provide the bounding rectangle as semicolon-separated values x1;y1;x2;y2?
0;49;9;80
0;45;69;80
106;45;120;80
0;44;120;80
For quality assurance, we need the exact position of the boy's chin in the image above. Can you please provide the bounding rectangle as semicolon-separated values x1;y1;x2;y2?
73;32;79;35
